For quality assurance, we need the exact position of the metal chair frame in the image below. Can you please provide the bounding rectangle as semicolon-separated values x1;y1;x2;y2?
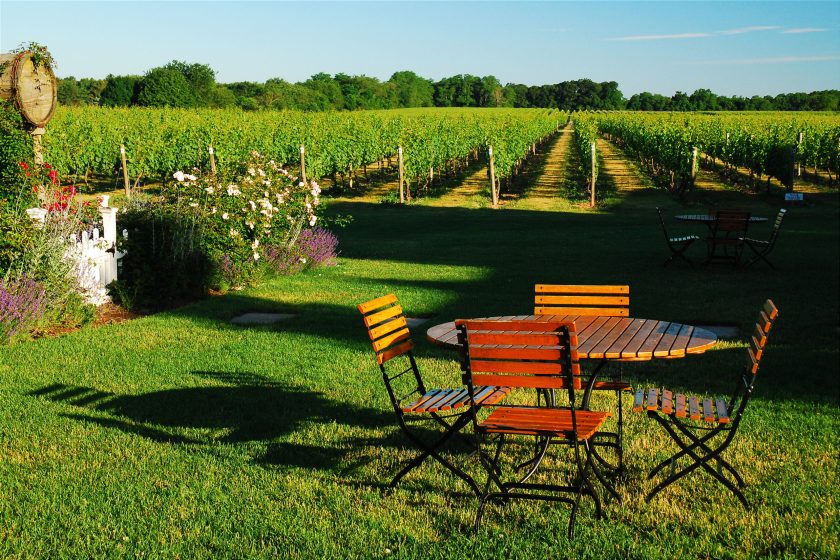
639;300;778;509
743;208;787;269
457;320;616;539
657;207;700;267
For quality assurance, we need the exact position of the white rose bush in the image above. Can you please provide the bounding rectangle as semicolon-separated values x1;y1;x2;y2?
113;150;338;309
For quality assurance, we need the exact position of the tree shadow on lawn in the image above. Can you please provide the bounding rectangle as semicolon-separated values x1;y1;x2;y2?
29;370;391;445
28;371;476;477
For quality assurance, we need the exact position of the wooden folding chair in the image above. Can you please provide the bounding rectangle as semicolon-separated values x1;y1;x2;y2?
706;209;750;266
535;284;633;471
742;209;787;269
632;300;778;508
457;320;614;539
357;294;509;496
657;207;700;267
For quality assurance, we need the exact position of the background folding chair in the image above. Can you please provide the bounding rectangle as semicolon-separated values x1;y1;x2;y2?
742;208;787;269
457;320;614;539
632;299;778;508
657;207;700;267
358;294;509;496
535;284;633;471
706;209;750;266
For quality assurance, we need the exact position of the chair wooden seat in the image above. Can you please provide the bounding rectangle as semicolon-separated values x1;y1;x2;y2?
480;407;610;440
632;388;729;424
705;209;750;266
403;386;510;414
671;234;701;243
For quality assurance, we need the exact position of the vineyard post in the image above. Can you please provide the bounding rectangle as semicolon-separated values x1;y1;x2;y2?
300;145;307;184
691;147;698;186
797;132;803;177
119;144;130;199
590;142;596;208
788;146;796;192
209;145;217;176
398;146;404;204
488;145;498;207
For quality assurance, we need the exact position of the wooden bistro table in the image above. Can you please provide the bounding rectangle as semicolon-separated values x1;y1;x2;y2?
427;314;718;491
427;314;718;362
676;214;767;228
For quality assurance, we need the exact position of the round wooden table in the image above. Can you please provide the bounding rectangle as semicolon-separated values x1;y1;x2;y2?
426;314;717;360
676;214;767;226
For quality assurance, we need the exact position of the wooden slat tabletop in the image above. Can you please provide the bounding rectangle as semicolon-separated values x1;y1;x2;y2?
425;315;717;360
675;214;767;224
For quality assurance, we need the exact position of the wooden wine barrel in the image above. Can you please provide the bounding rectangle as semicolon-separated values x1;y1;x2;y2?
0;51;58;128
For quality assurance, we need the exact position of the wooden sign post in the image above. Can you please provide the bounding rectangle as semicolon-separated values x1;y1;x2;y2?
398;146;405;203
488;145;498;207
119;144;130;199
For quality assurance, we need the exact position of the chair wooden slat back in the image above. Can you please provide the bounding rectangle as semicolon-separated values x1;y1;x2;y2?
768;208;787;243
457;320;580;391
535;284;630;317
357;294;414;365
713;209;751;234
746;299;778;375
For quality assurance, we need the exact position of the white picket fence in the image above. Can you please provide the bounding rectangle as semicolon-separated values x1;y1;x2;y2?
69;232;125;304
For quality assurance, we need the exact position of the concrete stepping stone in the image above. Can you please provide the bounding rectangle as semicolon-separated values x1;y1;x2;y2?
695;324;740;338
405;317;431;328
231;313;296;325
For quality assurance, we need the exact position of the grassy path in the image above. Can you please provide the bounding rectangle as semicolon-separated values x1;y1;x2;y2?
508;126;575;212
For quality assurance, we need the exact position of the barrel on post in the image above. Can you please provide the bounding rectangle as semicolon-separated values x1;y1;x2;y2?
0;50;59;163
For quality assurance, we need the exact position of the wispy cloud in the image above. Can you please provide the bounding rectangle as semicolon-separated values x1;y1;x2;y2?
718;25;781;35
608;33;710;42
782;28;828;34
693;55;840;65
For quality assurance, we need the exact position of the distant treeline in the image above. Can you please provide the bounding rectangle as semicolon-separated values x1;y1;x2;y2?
57;60;840;112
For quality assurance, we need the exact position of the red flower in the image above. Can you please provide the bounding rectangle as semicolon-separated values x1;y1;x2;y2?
18;161;28;170
43;163;51;169
49;169;58;184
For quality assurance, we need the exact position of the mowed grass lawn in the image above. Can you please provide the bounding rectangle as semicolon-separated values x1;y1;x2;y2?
1;183;837;558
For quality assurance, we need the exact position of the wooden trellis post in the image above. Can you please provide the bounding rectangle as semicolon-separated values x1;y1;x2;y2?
398;146;405;203
300;145;307;184
209;145;217;176
590;142;596;207
119;144;130;199
489;145;498;207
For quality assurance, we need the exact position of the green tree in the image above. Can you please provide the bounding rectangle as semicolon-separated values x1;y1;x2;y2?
387;71;434;107
100;75;140;107
136;68;196;107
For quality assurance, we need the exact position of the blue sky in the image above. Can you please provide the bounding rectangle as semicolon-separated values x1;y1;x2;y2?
2;1;839;97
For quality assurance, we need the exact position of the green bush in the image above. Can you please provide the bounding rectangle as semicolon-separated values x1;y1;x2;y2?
0;101;33;200
111;198;213;311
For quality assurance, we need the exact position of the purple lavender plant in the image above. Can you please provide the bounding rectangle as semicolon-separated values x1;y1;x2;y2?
0;275;47;343
265;227;339;276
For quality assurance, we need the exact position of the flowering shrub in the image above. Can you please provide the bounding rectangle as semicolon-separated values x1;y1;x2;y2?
0;274;46;343
170;150;324;287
